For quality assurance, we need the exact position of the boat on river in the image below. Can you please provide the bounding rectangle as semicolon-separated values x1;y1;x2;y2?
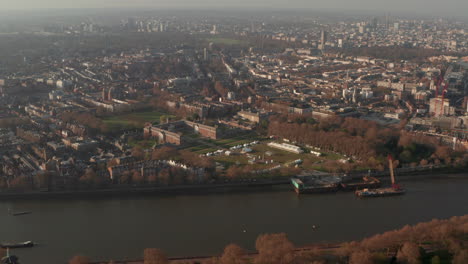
9;211;32;216
1;241;34;249
355;155;406;198
291;174;341;194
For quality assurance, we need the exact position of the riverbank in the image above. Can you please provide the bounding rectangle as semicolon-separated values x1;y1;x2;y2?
0;179;290;200
88;214;468;264
89;243;342;264
0;169;466;200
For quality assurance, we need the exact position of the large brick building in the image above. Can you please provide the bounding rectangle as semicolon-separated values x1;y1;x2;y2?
144;120;220;145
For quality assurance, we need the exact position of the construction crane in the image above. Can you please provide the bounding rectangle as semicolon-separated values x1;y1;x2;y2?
432;68;447;116
388;155;401;190
438;83;449;117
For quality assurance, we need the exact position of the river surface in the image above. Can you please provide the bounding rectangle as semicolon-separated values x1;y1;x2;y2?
1;175;468;264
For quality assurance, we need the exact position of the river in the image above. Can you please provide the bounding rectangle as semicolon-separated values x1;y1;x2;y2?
1;175;467;264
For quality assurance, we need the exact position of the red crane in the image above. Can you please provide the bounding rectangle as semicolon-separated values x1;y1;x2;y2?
388;155;402;190
438;83;449;116
432;69;446;116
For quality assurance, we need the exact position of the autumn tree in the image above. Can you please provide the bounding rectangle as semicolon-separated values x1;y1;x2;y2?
147;174;158;184
349;250;373;264
9;175;32;190
152;146;179;161
132;146;146;161
255;233;295;264
431;255;441;264
336;241;361;258
69;255;90;264
225;166;243;179
419;159;429;166
119;171;131;184
203;257;220;264
158;168;170;185
220;244;246;264
144;248;168;264
434;146;452;164
34;171;51;189
452;250;468;264
107;158;119;168
397;242;421;264
131;170;145;184
80;168;107;187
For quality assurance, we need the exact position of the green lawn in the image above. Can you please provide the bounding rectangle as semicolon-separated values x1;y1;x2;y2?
207;133;263;148
128;138;158;149
102;111;174;131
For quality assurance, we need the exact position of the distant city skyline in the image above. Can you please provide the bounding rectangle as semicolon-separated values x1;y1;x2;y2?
0;0;467;18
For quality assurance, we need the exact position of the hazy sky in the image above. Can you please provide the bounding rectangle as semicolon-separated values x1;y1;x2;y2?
0;0;467;17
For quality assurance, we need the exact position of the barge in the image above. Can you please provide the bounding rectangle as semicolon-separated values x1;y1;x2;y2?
340;176;381;191
291;175;341;194
1;241;34;249
355;155;406;198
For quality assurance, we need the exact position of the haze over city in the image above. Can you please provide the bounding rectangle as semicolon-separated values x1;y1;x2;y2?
0;0;467;17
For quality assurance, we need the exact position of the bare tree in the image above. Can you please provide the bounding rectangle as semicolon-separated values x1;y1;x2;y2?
397;242;421;264
336;241;361;257
431;255;441;264
452;250;468;264
202;257;220;264
69;255;90;264
220;244;246;264
132;146;146;160
132;170;145;184
349;250;373;264
144;248;168;264
254;233;295;264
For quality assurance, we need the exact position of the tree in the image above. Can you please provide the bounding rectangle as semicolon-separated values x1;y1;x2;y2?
255;233;295;264
132;146;146;160
225;166;243;179
147;174;158;184
419;159;429;166
9;175;32;190
203;257;220;264
69;255;90;264
158;168;170;185
80;168;107;187
349;250;373;264
107;158;119;168
220;244;246;264
452;250;468;264
152;146;179;161
397;242;421;264
160;115;170;124
431;255;441;264
336;241;361;257
34;171;51;189
132;170;144;184
119;171;131;184
144;248;168;264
